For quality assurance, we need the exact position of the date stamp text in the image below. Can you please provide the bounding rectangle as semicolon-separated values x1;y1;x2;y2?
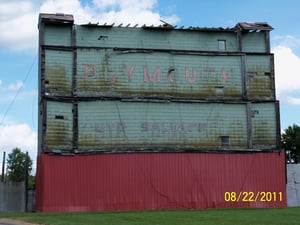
224;192;283;202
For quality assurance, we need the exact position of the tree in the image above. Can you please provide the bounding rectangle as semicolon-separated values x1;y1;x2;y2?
6;148;32;182
281;124;300;163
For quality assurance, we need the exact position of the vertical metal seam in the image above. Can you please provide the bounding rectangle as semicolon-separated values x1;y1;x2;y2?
72;24;78;153
246;102;253;149
275;101;281;150
39;18;47;154
241;54;247;100
265;31;271;53
270;54;276;100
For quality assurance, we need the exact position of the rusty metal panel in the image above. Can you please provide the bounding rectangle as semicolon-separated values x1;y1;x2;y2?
45;50;73;96
246;55;274;100
76;26;238;52
236;22;273;31
39;13;74;25
77;101;248;152
77;49;242;99
45;101;73;152
35;152;287;212
252;102;278;149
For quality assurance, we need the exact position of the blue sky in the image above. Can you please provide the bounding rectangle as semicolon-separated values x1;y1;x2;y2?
1;0;300;170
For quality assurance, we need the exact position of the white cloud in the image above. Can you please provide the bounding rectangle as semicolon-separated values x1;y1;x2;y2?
93;0;157;12
39;0;95;24
285;96;300;105
273;45;300;105
0;0;179;52
89;0;179;25
0;0;38;52
273;35;300;52
7;81;24;91
0;123;37;173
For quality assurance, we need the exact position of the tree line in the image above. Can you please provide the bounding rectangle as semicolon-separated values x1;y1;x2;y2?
282;124;300;163
1;147;35;188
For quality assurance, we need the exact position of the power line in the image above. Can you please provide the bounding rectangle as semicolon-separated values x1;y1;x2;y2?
0;54;37;126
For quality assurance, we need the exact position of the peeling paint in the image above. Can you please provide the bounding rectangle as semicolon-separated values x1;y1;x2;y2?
39;14;278;154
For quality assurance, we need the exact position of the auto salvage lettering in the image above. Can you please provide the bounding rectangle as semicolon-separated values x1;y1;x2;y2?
84;64;228;85
90;122;207;136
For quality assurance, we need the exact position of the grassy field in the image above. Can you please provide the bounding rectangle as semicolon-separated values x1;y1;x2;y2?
0;207;300;225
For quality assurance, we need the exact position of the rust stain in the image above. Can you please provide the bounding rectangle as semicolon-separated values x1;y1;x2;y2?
46;121;72;147
253;120;276;147
78;136;248;150
45;66;71;95
248;76;272;99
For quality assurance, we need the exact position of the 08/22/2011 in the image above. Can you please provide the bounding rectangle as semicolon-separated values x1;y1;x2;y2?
224;191;283;202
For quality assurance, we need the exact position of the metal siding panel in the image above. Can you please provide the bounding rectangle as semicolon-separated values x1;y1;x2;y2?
35;152;287;212
44;25;72;46
45;50;73;96
246;55;274;100
78;101;248;151
76;26;238;52
252;102;277;149
77;50;242;99
242;32;266;52
45;101;73;151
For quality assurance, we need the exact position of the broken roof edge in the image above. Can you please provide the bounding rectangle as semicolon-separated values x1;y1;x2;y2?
38;13;273;32
235;22;273;31
39;13;74;25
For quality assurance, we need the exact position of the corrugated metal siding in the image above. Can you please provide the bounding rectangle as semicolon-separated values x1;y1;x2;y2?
45;101;73;151
45;50;73;96
38;15;279;154
37;14;283;213
246;55;274;100
77;101;248;151
42;100;279;153
76;50;242;99
44;25;72;46
76;27;238;52
41;27;276;101
35;152;287;212
252;102;277;149
242;32;266;52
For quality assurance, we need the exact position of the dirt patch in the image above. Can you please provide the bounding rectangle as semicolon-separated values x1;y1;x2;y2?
0;218;40;225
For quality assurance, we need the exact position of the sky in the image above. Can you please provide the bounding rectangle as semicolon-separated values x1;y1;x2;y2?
1;0;300;172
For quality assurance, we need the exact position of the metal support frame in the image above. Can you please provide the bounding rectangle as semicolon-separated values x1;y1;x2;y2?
241;54;248;100
72;24;78;153
275;101;281;150
38;14;279;154
246;102;253;149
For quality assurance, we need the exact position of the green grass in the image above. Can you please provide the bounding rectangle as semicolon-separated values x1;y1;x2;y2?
0;208;300;225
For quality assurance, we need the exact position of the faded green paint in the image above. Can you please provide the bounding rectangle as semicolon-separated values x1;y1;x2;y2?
77;101;248;151
246;55;274;100
45;101;73;151
44;25;72;46
252;103;277;149
45;50;72;96
39;14;279;154
41;22;275;100
43;100;279;153
242;32;266;52
77;49;242;99
76;26;238;52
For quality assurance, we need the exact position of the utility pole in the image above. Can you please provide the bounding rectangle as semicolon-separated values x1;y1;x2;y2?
1;151;5;182
25;151;29;212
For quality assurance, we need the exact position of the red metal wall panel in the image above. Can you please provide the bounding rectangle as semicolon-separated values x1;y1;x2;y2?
35;152;286;212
